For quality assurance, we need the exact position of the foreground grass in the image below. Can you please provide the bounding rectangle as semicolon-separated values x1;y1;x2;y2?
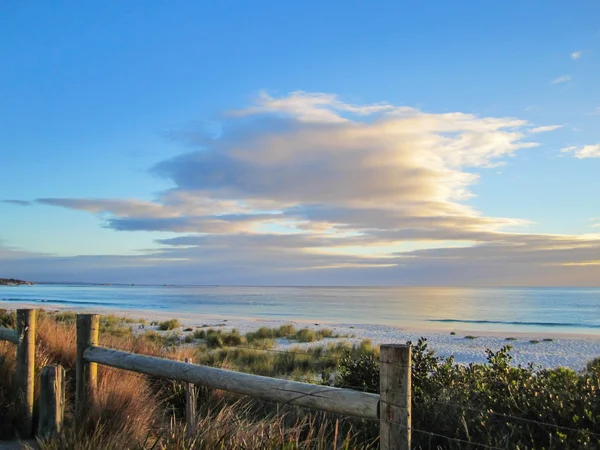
1;308;600;449
0;309;375;449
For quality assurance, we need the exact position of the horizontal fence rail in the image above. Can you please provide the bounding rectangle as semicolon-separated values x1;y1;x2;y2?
84;345;381;420
0;327;19;345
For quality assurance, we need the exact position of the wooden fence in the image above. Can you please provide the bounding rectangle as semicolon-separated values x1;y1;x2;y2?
0;310;412;450
0;309;36;438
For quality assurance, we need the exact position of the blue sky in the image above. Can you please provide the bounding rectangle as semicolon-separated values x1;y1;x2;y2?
1;1;599;285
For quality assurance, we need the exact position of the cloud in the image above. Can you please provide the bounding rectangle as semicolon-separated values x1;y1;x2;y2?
2;199;32;206
571;51;582;60
550;75;572;85
12;91;600;285
529;125;561;133
561;144;600;159
589;107;600;116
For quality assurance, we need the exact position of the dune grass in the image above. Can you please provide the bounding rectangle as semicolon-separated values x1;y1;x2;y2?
0;310;374;448
2;309;599;449
158;318;181;331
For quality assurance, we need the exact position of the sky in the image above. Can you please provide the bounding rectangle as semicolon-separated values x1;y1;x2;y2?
1;1;599;286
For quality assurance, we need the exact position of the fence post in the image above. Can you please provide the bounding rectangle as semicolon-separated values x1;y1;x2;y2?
185;357;197;437
76;314;99;420
16;308;36;438
380;344;411;450
38;365;65;438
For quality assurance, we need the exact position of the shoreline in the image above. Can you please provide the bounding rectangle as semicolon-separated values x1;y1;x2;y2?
2;300;600;340
3;300;600;370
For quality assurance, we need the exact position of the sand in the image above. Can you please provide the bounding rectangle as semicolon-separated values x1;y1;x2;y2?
3;301;600;371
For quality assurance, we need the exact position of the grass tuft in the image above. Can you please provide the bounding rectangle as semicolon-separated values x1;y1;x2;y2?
158;319;181;331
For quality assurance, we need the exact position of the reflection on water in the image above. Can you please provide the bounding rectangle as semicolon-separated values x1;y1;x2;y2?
1;285;599;335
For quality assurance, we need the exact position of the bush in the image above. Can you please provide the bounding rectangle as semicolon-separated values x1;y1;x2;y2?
334;338;600;449
53;311;77;324
222;329;244;346
277;324;296;337
158;319;180;331
0;309;15;328
295;328;316;343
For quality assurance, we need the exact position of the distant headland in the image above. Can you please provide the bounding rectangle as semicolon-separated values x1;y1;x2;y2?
0;278;34;286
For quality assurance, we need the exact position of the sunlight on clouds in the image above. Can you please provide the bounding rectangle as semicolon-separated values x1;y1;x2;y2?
529;125;562;133
561;144;600;159
16;91;599;284
550;75;571;85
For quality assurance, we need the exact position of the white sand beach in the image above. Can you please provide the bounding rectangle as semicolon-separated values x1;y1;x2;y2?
4;301;600;371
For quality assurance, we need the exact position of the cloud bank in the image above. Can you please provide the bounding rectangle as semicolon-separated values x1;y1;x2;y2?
3;92;599;285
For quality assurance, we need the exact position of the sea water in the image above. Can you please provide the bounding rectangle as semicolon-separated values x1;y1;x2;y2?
1;284;599;335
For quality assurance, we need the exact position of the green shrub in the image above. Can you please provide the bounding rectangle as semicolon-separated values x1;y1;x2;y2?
334;337;600;449
205;333;223;348
505;337;517;341
295;328;316;343
53;311;77;324
277;324;296;337
464;335;478;340
529;339;540;344
158;319;180;331
0;309;15;328
222;329;245;346
193;329;206;339
319;328;335;338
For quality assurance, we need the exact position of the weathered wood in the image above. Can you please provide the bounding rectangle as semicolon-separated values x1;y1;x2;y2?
38;365;65;438
16;309;36;438
0;327;19;345
76;314;99;420
379;344;411;450
85;346;379;419
185;358;196;437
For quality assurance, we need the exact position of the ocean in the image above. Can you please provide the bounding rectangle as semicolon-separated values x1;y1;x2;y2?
2;284;599;335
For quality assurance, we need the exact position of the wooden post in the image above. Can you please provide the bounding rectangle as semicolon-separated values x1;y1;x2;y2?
38;365;65;438
76;314;99;420
185;358;196;438
16;309;36;438
379;344;411;450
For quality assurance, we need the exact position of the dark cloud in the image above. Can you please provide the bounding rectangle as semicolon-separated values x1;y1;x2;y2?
2;200;31;206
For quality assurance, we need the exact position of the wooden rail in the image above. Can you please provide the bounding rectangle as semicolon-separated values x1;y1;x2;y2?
0;327;19;344
85;345;381;419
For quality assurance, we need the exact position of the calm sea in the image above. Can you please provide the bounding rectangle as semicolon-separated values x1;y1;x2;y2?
1;284;599;335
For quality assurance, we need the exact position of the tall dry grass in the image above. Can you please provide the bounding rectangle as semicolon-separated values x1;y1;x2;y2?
1;311;374;449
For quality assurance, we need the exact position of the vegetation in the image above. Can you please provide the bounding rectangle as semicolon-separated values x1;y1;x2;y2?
0;277;34;285
1;309;599;449
158;319;181;331
335;338;600;449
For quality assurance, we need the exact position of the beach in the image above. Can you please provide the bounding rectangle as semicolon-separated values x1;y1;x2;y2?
4;300;600;371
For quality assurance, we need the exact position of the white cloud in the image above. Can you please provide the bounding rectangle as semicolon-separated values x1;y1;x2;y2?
17;91;600;285
529;125;561;133
551;75;572;85
588;107;600;116
561;144;600;159
571;51;582;60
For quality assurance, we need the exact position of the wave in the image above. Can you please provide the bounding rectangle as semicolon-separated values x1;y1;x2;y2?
429;319;600;329
1;297;118;308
